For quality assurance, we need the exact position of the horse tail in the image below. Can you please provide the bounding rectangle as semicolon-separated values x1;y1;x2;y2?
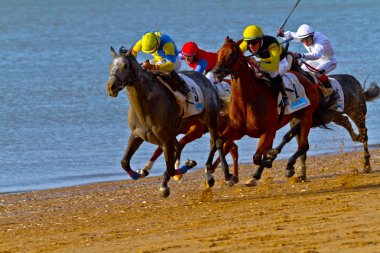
364;81;380;102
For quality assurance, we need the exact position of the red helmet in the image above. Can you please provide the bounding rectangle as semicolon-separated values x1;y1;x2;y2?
181;42;199;57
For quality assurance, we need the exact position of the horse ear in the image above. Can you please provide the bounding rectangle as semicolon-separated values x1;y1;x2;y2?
126;45;134;57
225;36;230;43
119;46;128;55
110;46;117;58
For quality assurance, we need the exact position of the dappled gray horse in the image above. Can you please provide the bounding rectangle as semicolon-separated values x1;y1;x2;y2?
106;46;234;197
270;68;379;179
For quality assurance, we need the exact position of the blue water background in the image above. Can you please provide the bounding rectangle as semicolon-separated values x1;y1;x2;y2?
1;0;379;193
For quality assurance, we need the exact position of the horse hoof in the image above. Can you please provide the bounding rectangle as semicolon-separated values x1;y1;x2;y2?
137;169;149;178
205;173;215;188
260;159;272;168
128;170;141;180
160;186;170;198
173;174;183;181
285;168;295;178
267;149;279;160
226;176;236;187
245;178;258;187
185;159;197;169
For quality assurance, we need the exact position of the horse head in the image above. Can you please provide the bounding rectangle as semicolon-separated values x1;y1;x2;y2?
107;45;136;97
214;36;244;82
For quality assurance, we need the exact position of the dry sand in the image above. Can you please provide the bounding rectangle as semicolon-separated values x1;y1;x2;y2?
1;149;380;253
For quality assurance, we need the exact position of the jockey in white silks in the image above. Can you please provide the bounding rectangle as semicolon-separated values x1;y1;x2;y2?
278;24;338;100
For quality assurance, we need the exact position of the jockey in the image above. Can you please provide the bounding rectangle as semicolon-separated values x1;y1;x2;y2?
278;24;337;100
239;25;289;107
179;42;219;83
132;31;190;96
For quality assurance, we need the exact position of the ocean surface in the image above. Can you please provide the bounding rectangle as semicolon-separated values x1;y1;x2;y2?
1;0;379;193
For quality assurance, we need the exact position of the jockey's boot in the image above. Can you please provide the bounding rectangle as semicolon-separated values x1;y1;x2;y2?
169;71;190;96
319;74;338;102
271;74;289;107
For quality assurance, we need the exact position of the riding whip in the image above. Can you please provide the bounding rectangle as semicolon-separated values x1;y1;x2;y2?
279;0;301;30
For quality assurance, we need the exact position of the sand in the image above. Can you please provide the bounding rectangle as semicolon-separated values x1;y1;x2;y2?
1;149;380;253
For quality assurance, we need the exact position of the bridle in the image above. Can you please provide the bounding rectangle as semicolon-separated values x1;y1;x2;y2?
215;43;245;79
110;55;136;91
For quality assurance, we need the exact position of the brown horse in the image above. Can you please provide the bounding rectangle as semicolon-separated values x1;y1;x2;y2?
213;37;319;186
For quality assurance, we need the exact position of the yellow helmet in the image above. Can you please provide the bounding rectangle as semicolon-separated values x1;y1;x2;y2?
243;25;264;41
141;32;159;53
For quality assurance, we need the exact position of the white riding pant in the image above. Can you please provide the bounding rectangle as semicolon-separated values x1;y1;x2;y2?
301;58;337;78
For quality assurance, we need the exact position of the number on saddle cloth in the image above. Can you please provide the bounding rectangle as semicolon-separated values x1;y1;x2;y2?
279;73;311;114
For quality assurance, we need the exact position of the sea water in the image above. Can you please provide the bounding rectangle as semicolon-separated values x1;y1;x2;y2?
0;0;379;193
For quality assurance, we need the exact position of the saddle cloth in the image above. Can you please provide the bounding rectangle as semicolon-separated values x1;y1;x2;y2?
329;78;345;111
213;81;231;101
278;72;311;115
179;74;205;118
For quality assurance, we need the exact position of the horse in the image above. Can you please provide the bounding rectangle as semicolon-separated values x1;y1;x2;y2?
213;37;320;186
106;46;234;197
269;55;380;180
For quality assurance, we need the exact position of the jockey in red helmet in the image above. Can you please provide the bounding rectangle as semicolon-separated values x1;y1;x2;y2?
180;42;219;83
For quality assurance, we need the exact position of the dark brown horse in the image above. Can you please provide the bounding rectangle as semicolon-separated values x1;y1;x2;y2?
213;37;319;186
106;46;233;197
270;56;380;179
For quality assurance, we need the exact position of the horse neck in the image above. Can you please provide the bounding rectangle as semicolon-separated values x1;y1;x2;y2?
230;58;265;101
125;57;155;111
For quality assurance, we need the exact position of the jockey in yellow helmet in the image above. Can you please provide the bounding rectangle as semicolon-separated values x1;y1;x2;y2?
239;25;289;107
132;32;181;72
131;31;189;96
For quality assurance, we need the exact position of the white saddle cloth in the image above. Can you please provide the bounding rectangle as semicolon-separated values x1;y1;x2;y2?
179;74;205;118
329;78;345;111
277;73;311;115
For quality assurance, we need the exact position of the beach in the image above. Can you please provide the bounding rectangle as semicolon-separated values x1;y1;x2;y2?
1;149;379;253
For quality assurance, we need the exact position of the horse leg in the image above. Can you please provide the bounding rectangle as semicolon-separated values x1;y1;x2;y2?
334;113;371;172
210;141;239;183
121;135;145;180
362;130;371;173
333;114;360;142
139;146;162;176
345;111;371;172
268;120;301;160
253;131;276;168
247;132;276;186
246;165;264;187
203;139;220;188
176;123;205;168
230;142;239;182
216;137;236;186
300;153;308;181
160;143;177;198
293;130;308;181
285;117;311;178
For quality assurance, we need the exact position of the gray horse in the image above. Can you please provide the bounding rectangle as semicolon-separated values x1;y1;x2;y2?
106;46;235;197
270;71;379;180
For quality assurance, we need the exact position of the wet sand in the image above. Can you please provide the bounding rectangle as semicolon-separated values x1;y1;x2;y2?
1;149;380;253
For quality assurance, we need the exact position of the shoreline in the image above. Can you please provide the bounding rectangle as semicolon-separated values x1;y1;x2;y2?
1;149;379;252
2;144;380;195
